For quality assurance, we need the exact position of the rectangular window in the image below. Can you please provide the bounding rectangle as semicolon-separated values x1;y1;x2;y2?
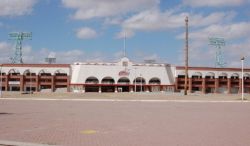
122;62;128;67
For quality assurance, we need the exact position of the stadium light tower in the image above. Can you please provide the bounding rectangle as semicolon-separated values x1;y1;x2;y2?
9;32;32;64
209;37;226;68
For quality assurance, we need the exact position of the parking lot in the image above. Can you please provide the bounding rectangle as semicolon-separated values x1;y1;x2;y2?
0;94;250;146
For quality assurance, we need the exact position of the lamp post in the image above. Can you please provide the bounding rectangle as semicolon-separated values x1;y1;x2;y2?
241;57;245;101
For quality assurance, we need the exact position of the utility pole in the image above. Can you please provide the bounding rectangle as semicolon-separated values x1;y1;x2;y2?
184;16;189;95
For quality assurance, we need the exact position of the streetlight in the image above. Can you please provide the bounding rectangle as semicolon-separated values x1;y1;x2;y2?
241;57;245;101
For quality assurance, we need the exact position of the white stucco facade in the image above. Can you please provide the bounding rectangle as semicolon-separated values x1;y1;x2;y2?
70;57;176;92
71;57;175;85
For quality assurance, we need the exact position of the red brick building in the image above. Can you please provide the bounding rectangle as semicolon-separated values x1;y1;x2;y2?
0;64;70;92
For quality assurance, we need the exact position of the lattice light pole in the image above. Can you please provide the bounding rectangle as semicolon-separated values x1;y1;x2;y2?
209;37;226;68
9;32;32;64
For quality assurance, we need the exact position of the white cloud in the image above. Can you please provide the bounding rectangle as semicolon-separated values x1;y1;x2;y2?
0;42;86;64
54;49;85;63
118;9;235;38
76;27;98;39
116;29;135;39
121;9;184;32
0;42;11;52
177;22;250;41
176;21;250;67
62;0;159;20
182;0;246;7
225;38;250;67
0;0;37;17
0;42;13;63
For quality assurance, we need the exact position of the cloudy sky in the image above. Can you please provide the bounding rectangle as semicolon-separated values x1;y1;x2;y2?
0;0;249;67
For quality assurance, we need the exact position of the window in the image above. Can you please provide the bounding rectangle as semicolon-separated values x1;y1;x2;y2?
122;61;128;67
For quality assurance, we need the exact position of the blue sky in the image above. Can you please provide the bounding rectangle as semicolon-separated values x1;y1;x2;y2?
0;0;250;67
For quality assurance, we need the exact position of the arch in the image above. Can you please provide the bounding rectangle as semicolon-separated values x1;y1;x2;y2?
192;72;202;79
23;69;36;76
149;77;161;85
133;77;146;84
0;70;6;75
101;77;115;84
54;69;67;76
244;73;250;77
244;73;250;79
8;69;20;75
205;72;215;77
218;72;228;79
192;72;202;76
205;72;215;79
177;71;185;78
117;77;130;84
85;76;99;84
39;70;52;76
231;73;239;79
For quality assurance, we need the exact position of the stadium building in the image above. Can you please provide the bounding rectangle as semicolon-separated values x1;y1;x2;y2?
0;57;250;94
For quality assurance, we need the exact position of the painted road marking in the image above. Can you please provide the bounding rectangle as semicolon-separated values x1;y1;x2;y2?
80;130;97;135
0;98;250;103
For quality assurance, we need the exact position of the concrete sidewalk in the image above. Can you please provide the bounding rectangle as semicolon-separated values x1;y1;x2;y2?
0;92;250;101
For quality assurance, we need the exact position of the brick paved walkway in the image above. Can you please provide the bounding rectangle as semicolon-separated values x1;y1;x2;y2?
0;99;250;146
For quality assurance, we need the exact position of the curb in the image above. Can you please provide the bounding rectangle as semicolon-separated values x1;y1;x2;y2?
0;140;57;146
0;98;250;103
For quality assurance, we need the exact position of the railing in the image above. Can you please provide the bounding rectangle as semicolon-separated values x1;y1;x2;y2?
40;76;52;79
192;78;203;81
117;82;130;85
40;82;52;85
55;76;68;79
149;83;161;85
218;79;227;82
85;81;99;84
55;82;68;85
101;82;114;84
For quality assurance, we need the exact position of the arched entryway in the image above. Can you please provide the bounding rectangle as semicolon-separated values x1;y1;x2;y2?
205;72;215;93
117;77;130;92
24;69;36;92
191;72;203;92
8;69;21;91
101;77;115;92
149;77;161;92
133;77;146;92
54;70;68;92
231;73;239;94
85;76;99;92
39;70;52;91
